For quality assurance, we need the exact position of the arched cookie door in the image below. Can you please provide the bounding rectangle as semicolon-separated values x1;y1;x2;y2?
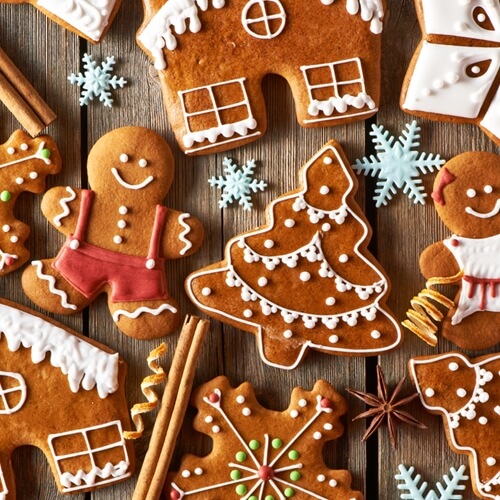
0;371;27;415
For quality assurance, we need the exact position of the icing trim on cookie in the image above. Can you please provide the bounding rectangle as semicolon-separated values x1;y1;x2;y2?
178;213;193;255
110;167;154;190
0;249;18;271
465;199;500;218
241;0;287;40
53;186;77;227
0;141;52;170
0;303;119;398
0;371;27;415
112;303;177;321
48;420;131;492
31;260;78;310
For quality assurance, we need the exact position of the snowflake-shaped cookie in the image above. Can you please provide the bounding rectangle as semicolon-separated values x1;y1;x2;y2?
209;158;267;210
166;376;362;500
353;121;445;207
68;53;127;107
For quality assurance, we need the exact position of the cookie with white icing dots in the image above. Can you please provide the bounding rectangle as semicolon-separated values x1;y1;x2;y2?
186;140;402;369
0;130;61;276
165;376;363;500
418;152;500;350
410;352;500;500
0;299;135;498
21;126;204;340
401;0;500;146
136;0;385;155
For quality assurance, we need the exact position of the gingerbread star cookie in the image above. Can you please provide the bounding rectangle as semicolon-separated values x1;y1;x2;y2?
166;376;363;500
21;126;204;340
186;140;402;369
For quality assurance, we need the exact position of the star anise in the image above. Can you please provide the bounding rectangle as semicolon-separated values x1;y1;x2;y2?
346;365;426;449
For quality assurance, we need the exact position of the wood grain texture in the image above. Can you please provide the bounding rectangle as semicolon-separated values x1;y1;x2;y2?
0;0;496;499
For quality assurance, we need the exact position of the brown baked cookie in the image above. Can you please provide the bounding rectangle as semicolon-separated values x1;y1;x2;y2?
166;376;363;500
21;126;204;340
0;130;61;276
186;141;402;369
137;0;385;155
0;299;135;498
409;352;500;500
1;0;122;42
418;152;500;350
401;0;500;146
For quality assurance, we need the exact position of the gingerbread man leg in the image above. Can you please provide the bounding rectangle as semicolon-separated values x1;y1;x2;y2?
21;259;91;314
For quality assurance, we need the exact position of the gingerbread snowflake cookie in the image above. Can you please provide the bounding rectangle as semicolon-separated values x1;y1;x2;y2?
0;300;134;497
401;0;500;146
166;376;363;500
0;130;61;276
409;352;500;499
186;141;402;369
21;126;204;340
136;0;385;156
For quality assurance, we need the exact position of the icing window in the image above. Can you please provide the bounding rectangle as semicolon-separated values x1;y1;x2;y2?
0;371;27;415
241;0;286;39
48;420;131;493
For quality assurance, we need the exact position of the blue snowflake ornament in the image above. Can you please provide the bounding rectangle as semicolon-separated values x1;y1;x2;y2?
209;158;267;211
68;53;127;107
354;121;445;207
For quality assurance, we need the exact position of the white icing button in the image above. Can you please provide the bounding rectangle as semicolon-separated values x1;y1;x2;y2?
370;330;381;340
181;470;191;478
242;407;251;416
15;177;24;185
212;425;220;433
471;65;481;74
194;468;203;475
117;219;126;229
9;235;18;243
456;388;467;398
70;239;80;250
283;329;293;339
323;423;333;430
479;416;488;425
495;406;500;415
329;479;338;487
258;277;268;287
7;147;15;154
146;258;155;269
339;254;349;263
323;157;333;165
29;172;38;179
284;219;295;228
448;362;459;371
113;235;123;244
236;395;245;404
204;416;213;423
466;188;476;198
138;158;148;167
264;239;274;248
484;185;493;194
119;206;128;215
201;287;212;296
322;223;331;232
290;409;299;418
320;185;330;195
326;297;336;306
477;12;486;22
487;457;496;466
20;143;28;151
300;271;311;282
425;388;435;397
313;431;322;440
2;225;9;232
120;153;129;163
317;474;326;482
329;335;339;344
298;399;307;407
243;309;253;318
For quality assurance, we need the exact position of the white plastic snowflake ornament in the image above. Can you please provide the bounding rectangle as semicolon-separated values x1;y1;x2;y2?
354;121;445;207
68;53;127;107
209;158;267;210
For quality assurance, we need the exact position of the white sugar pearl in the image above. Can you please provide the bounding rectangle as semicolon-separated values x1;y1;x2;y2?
181;470;191;478
204;416;213;423
329;479;338;487
236;395;245;404
300;271;311;282
258;277;268;287
264;239;274;248
20;143;28;151
371;330;381;339
487;457;496;466
323;423;333;430
323;157;333;165
212;425;220;433
299;399;307;407
29;172;38;179
329;335;339;344
320;186;330;195
117;219;126;229
456;388;467;398
9;236;18;243
284;219;295;228
322;223;331;232
466;188;476;198
138;158;148;167
194;468;203;475
16;177;24;184
425;388;435;397
471;65;481;74
479;416;488;425
283;330;293;338
119;206;128;215
243;309;253;318
201;287;212;296
326;297;336;306
477;12;486;22
242;408;251;416
313;431;322;440
146;259;155;269
120;153;129;163
317;474;326;482
7;147;15;154
2;225;9;232
113;235;123;244
70;239;80;250
448;362;459;371
484;185;493;194
290;410;299;418
339;254;349;263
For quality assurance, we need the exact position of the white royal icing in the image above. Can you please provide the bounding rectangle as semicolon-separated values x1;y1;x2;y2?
0;465;7;500
37;0;117;41
178;213;193;255
53;186;77;227
0;371;27;415
0;303;119;398
0;248;18;271
112;303;177;321
0;141;51;170
344;0;384;34
111;167;154;190
241;0;287;40
481;85;500;140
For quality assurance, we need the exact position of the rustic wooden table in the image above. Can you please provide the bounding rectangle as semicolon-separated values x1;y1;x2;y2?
0;0;497;499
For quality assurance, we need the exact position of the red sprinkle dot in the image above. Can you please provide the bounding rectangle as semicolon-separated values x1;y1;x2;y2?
320;398;332;409
170;490;181;500
208;392;220;403
4;256;14;266
258;465;275;481
450;239;459;247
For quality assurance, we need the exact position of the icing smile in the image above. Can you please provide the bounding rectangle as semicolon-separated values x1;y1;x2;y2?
111;167;154;190
465;199;500;219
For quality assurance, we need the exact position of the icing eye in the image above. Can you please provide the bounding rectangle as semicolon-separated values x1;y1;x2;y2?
473;7;494;31
466;188;476;198
7;147;15;155
484;185;493;194
138;159;148;168
120;153;129;163
466;60;492;78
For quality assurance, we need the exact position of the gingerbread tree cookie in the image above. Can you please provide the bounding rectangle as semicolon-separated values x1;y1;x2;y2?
166;376;363;500
21;126;204;340
0;130;61;276
186;141;402;369
410;352;500;500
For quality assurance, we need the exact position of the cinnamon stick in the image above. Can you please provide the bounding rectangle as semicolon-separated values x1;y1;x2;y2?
133;315;210;500
0;48;56;136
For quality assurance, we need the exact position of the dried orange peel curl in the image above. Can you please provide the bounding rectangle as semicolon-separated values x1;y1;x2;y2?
123;342;167;440
402;270;464;347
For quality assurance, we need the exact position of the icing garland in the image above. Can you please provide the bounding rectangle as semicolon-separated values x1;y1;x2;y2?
53;186;77;227
178;213;193;255
112;303;177;322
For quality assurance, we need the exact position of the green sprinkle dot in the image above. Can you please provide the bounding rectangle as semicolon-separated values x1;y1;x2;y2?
284;488;295;498
0;191;11;203
248;497;258;500
290;471;301;481
288;450;300;460
236;484;248;495
265;496;275;500
41;148;51;159
249;439;260;450
271;438;283;449
230;470;241;480
236;451;247;462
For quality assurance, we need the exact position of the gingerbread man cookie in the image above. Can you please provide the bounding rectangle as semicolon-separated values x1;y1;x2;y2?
186;141;402;369
166;376;363;500
0;130;61;276
418;152;500;350
137;0;385;155
410;352;500;500
0;300;135;498
21;126;203;340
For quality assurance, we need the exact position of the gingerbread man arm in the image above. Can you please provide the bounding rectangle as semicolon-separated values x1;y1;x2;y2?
41;186;85;236
419;241;459;280
161;210;204;260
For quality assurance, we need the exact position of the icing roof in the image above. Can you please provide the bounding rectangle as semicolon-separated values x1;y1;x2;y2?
0;303;119;398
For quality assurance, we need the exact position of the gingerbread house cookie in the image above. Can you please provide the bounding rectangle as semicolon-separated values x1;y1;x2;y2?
137;0;385;155
186;141;402;369
0;300;134;498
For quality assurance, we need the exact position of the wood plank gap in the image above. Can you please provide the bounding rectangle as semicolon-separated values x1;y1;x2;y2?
365;355;379;500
